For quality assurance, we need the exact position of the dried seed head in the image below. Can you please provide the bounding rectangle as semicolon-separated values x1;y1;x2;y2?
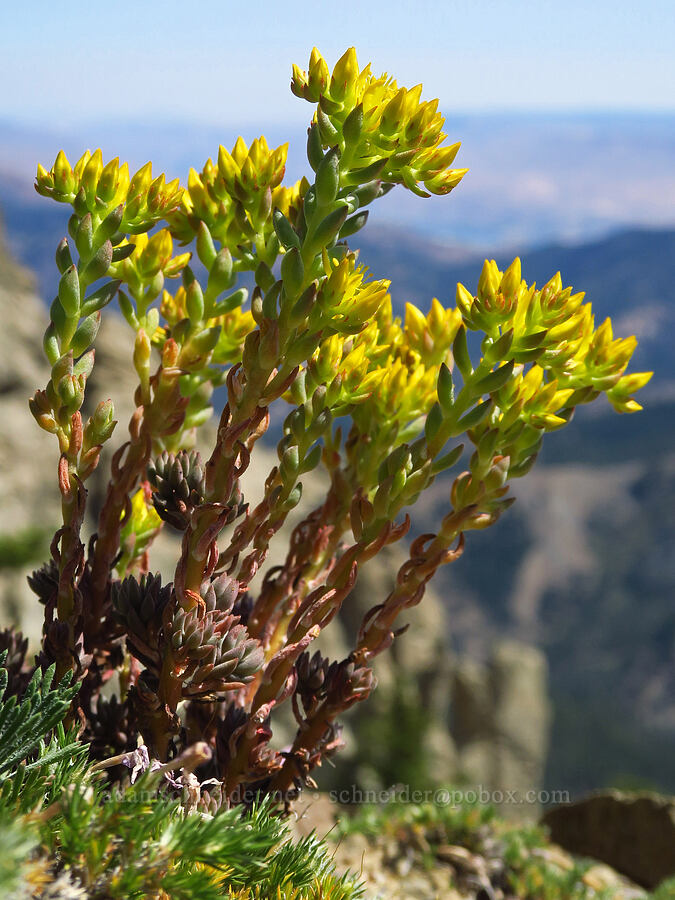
295;650;337;713
86;694;132;760
326;658;376;709
232;591;254;625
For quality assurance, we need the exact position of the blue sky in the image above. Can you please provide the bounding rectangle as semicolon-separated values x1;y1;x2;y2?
1;0;674;129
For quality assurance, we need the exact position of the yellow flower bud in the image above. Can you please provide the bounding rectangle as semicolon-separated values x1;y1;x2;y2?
500;258;522;301
81;148;103;202
291;63;310;99
478;260;501;302
232;136;248;167
330;47;359;102
308;47;329;97
72;150;92;182
53;150;75;194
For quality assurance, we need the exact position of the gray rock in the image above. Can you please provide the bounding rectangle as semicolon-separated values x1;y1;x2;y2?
452;641;551;818
543;790;675;889
452;659;492;747
490;641;551;805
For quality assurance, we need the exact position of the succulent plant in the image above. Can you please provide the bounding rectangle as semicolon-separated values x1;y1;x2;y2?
26;46;649;807
112;572;172;668
147;450;206;529
167;603;264;697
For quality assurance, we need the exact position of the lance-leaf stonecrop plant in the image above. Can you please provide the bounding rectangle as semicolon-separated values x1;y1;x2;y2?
20;48;650;809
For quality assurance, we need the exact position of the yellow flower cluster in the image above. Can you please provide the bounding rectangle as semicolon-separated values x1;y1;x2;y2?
362;300;460;431
218;136;287;202
456;258;651;413
300;288;462;465
404;298;463;367
494;364;576;432
160;288;256;367
36;150;183;233
316;253;390;334
312;296;461;497
211;306;258;366
169;136;306;255
110;230;191;292
292;48;467;197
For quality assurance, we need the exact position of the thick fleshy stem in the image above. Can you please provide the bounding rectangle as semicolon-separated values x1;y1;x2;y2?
223;516;408;798
272;702;342;797
88;411;151;619
270;494;500;796
174;355;297;605
42;453;88;680
215;457;298;596
354;525;467;664
88;343;187;633
354;461;516;663
270;654;375;798
246;471;351;645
